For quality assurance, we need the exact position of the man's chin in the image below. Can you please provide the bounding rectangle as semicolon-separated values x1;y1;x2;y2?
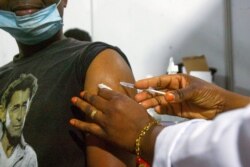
11;135;21;139
7;131;22;140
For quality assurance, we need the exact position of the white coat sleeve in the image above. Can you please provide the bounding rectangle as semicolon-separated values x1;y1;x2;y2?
153;105;250;167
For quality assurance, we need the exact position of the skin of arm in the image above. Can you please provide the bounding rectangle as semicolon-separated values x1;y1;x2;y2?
219;87;250;111
83;48;136;167
139;125;165;164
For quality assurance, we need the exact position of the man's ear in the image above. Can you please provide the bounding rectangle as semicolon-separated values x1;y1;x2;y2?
57;0;68;17
0;105;5;123
62;0;68;8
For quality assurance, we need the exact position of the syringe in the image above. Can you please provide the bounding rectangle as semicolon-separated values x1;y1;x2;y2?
120;81;166;95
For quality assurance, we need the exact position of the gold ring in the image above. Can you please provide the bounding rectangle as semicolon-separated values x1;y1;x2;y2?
90;110;97;119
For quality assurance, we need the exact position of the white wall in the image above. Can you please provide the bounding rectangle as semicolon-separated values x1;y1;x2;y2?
0;30;18;66
231;0;250;95
92;0;226;87
63;0;92;34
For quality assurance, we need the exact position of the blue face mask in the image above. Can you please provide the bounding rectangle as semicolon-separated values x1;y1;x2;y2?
0;2;63;45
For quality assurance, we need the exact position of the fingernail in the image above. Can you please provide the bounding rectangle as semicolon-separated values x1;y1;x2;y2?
166;93;175;101
69;119;76;126
71;97;78;104
80;91;84;97
69;119;75;125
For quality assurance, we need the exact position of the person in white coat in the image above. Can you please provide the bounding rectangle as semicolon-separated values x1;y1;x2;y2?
69;74;250;167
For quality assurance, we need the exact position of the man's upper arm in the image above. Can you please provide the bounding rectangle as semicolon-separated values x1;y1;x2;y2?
84;48;136;167
84;48;135;96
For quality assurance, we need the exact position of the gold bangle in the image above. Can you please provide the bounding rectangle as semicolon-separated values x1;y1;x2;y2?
135;120;159;157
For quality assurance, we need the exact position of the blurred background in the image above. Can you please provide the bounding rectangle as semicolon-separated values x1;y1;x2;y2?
0;0;249;95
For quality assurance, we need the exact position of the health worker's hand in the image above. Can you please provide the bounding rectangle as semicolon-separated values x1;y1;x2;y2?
69;88;156;153
134;74;226;119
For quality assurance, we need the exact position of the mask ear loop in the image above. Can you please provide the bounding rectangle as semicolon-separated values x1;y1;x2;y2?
56;0;62;7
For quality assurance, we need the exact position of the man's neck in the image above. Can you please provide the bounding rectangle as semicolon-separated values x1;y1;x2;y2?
17;31;64;58
1;132;20;158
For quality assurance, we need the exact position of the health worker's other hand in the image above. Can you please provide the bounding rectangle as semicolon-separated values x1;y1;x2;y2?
69;88;154;153
134;74;226;119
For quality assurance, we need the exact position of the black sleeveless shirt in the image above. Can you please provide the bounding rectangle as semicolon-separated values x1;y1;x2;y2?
0;38;130;167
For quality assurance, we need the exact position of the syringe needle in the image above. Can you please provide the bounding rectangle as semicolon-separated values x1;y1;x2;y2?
120;81;135;88
120;81;165;95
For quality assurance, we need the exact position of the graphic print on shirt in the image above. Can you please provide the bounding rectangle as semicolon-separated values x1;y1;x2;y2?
0;73;38;167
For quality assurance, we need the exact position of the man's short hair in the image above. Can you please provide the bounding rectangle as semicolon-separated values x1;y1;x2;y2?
64;28;92;42
1;74;38;109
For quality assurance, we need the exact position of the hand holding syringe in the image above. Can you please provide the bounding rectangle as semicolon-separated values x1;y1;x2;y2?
99;82;166;95
100;57;177;95
120;57;178;95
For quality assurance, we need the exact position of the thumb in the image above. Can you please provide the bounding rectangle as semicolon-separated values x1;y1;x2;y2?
165;87;194;103
98;87;121;101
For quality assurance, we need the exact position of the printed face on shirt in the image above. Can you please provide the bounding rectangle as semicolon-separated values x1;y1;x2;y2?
0;0;66;16
5;88;31;138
